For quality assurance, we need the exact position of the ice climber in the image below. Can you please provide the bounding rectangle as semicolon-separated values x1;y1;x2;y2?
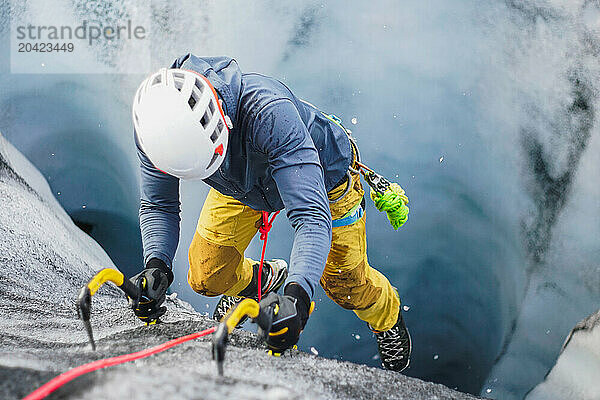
130;54;412;372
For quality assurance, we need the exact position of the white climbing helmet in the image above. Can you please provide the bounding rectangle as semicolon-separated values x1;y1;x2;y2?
132;68;233;180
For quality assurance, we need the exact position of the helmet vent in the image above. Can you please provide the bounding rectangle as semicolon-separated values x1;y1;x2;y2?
210;128;219;143
209;100;216;114
173;72;185;92
152;75;161;86
174;79;184;92
194;79;204;94
200;110;211;128
210;120;224;143
188;94;197;110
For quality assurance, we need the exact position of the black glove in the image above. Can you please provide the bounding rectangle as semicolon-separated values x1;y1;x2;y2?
129;258;173;324
259;283;312;354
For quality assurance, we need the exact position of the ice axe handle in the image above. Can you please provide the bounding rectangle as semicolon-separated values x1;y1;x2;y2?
212;299;267;376
76;268;142;351
254;304;275;341
120;278;142;306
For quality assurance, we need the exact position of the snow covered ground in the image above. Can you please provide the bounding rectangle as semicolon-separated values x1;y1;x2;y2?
0;132;480;399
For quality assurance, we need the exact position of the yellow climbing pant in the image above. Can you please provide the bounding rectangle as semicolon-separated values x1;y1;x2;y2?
188;169;400;331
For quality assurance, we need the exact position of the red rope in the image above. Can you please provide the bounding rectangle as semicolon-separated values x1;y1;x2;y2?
257;210;280;301
23;326;216;400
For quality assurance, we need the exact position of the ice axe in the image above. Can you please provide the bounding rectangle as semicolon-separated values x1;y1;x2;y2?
211;298;275;376
76;268;141;350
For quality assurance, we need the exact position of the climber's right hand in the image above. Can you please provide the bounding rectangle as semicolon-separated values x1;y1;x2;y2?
129;258;173;324
259;283;314;354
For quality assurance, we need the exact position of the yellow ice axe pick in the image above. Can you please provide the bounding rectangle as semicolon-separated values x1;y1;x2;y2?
76;268;142;350
211;298;276;376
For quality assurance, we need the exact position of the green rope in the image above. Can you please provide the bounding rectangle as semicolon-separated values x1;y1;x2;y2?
370;183;409;230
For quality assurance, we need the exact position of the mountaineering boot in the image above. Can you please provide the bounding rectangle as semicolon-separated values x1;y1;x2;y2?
371;307;412;372
212;259;288;325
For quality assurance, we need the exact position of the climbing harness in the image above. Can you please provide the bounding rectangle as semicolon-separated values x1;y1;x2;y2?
331;201;364;228
323;111;410;230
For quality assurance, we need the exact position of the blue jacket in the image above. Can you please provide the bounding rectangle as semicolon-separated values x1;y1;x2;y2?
137;54;352;297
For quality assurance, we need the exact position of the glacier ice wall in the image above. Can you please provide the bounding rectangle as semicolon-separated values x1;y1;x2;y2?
526;310;600;400
0;74;143;275
0;1;599;398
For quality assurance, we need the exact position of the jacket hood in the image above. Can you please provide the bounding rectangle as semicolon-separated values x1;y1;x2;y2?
171;53;242;123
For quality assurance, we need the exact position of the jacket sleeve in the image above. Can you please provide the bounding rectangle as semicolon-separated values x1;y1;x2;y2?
135;133;181;270
252;99;332;298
